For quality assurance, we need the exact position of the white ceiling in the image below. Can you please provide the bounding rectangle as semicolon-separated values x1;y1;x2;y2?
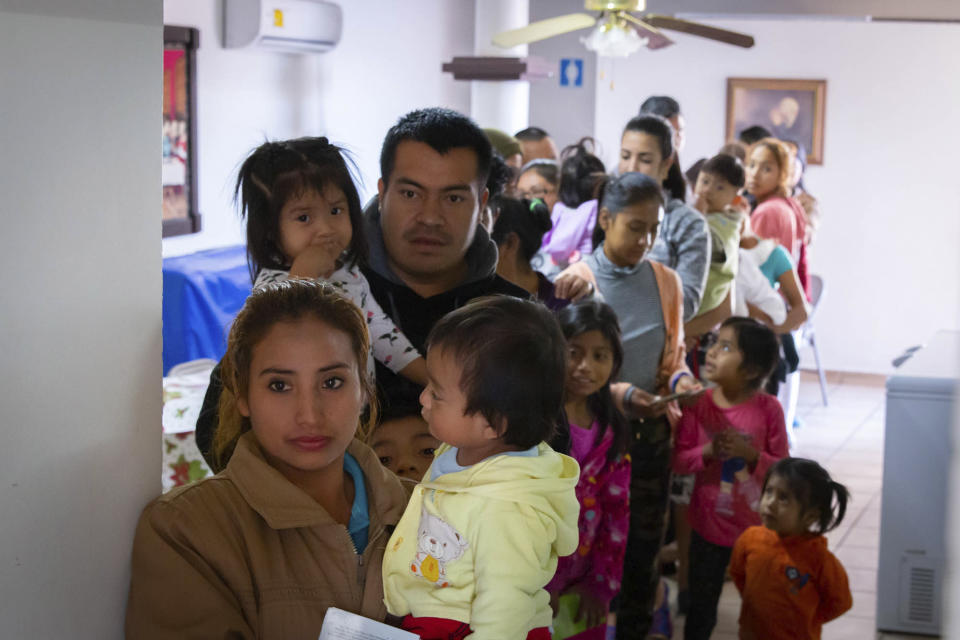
646;0;960;20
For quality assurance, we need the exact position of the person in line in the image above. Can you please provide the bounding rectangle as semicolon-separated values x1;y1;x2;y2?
783;140;822;247
382;296;580;639
537;138;606;278
516;158;560;213
745;137;810;297
126;281;411;637
673;152;748;615
368;402;439;482
515;126;560;163
686;153;747;341
673;317;790;640
617;114;710;322
730;458;852;639
639;95;689;202
583;171;701;639
492;196;569;311
548;301;632;639
483;127;523;170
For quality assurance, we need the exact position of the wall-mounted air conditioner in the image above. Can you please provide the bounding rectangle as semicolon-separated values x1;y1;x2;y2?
224;0;342;54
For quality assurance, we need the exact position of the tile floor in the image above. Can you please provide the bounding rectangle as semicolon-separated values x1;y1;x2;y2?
666;371;940;639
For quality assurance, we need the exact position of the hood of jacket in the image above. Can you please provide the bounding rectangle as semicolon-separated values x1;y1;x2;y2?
420;442;581;553
363;197;500;288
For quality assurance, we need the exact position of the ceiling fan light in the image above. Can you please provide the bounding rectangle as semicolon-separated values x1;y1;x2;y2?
581;16;645;57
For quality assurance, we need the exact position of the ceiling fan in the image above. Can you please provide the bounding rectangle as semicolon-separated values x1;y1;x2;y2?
492;0;755;57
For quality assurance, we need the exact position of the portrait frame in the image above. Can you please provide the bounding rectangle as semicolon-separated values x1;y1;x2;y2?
162;25;201;237
726;78;827;165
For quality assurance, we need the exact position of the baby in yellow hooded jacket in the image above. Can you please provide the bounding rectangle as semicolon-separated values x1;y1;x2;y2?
382;297;581;640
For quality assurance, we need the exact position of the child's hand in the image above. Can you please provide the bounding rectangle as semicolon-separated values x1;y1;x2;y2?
288;240;341;280
674;374;701;395
716;430;758;464
570;586;608;630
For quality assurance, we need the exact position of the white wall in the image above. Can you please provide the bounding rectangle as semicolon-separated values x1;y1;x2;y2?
310;1;474;201
162;0;313;256
0;4;161;637
590;18;960;374
528;0;599;153
162;0;475;257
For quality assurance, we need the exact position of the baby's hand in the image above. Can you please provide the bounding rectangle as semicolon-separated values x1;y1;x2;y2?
289;241;340;280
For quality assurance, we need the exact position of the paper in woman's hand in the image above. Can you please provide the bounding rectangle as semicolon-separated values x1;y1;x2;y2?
318;608;418;640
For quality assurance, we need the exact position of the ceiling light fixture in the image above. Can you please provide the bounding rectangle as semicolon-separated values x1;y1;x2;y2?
581;13;646;57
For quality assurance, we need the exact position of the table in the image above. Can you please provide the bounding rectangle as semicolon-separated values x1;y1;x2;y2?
162;244;251;374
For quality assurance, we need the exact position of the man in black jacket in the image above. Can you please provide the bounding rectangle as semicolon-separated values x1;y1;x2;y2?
195;108;528;468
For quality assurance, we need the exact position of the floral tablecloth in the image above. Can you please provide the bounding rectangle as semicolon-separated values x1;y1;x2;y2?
161;366;215;493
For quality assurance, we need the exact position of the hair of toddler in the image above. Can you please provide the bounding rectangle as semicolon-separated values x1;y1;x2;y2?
718;316;780;390
557;300;630;462
764;457;850;534
718;141;747;163
702;153;746;189
213;279;376;470
425;295;567;450
234;136;368;283
558;137;606;209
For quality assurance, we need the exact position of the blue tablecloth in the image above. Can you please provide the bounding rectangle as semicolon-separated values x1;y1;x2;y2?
162;245;251;374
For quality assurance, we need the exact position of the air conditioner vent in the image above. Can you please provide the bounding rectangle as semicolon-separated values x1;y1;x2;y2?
898;556;939;629
907;567;935;623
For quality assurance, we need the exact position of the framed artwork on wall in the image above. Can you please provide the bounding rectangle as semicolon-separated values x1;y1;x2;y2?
726;78;827;165
163;26;201;237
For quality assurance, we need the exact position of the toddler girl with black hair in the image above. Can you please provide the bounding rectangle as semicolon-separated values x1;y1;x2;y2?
730;458;853;639
235;136;427;388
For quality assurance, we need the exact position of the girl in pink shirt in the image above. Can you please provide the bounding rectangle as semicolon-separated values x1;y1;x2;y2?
548;301;631;640
673;317;789;640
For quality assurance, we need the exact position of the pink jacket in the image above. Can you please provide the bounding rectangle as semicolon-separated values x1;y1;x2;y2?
673;390;789;547
540;200;598;269
546;421;631;604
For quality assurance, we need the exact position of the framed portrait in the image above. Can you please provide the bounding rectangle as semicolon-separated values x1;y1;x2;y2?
163;26;201;237
726;78;827;165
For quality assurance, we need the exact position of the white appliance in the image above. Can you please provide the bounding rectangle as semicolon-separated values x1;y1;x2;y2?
878;330;959;635
223;0;342;53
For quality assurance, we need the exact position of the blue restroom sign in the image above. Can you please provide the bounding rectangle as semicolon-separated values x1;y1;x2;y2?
559;58;583;87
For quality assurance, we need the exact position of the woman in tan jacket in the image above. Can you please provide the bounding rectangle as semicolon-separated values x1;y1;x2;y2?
126;281;410;639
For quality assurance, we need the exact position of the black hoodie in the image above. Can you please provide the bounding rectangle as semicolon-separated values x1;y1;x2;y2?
360;203;529;411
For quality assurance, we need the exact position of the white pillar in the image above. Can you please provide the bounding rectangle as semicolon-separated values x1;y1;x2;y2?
470;0;530;135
